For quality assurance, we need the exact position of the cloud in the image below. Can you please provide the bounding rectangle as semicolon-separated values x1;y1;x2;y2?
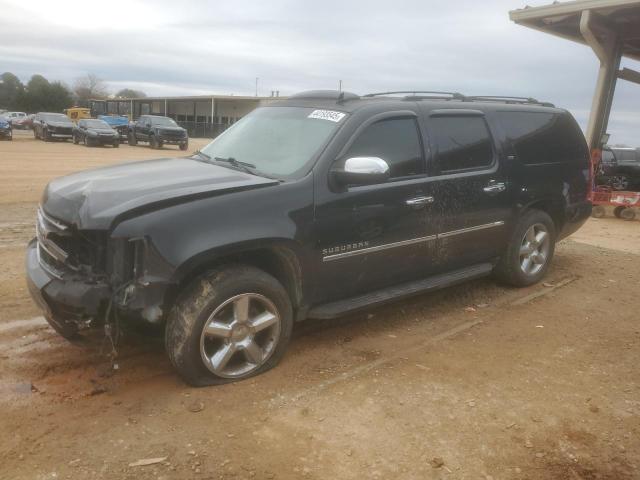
1;0;638;144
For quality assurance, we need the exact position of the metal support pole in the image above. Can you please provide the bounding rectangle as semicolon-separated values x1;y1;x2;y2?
580;10;622;149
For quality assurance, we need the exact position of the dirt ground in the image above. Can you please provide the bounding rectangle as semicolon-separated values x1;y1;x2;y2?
0;130;639;480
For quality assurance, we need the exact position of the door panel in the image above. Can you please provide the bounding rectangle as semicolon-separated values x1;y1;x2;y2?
313;114;438;303
314;179;439;302
425;111;511;268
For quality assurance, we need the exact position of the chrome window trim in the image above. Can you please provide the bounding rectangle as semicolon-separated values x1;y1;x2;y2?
321;221;505;262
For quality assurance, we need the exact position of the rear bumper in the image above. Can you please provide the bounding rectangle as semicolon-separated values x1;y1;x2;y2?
25;239;110;336
558;200;592;240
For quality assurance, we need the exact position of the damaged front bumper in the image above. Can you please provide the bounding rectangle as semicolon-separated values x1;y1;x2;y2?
25;238;110;337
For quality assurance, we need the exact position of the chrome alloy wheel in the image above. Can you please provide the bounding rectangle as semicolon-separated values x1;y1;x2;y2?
199;293;281;379
519;223;550;276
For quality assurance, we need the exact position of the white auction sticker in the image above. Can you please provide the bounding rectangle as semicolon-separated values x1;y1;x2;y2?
307;110;346;123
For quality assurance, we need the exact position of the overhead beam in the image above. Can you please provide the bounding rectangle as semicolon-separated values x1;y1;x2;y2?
618;67;640;85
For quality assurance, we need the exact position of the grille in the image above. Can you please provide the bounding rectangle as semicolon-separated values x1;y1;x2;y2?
36;209;75;278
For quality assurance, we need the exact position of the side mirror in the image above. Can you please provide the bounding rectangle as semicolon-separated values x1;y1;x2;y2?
331;157;390;186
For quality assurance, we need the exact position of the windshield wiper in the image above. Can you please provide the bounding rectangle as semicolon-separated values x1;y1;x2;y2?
214;156;256;175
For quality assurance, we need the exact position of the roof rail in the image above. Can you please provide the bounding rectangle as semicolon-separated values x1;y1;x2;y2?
465;96;555;107
363;91;466;100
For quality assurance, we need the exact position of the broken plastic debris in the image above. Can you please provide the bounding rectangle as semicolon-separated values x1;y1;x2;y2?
128;457;167;467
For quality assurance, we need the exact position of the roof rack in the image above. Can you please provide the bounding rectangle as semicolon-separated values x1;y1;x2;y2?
465;96;555;107
361;91;554;107
363;91;465;100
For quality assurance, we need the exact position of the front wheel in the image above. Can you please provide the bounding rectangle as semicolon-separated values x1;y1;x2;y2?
494;210;556;287
165;265;293;386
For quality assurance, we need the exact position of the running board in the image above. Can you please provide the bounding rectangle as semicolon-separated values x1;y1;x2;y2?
307;263;493;320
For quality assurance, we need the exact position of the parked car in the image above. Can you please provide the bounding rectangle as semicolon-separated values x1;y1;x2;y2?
26;90;591;386
73;118;120;147
5;111;27;128
598;147;640;191
33;112;74;141
128;115;188;150
98;115;130;142
12;113;34;130
0;116;12;140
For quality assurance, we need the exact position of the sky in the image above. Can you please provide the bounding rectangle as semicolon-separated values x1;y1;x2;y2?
1;0;638;145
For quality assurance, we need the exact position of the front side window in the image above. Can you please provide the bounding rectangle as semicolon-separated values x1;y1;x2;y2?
431;116;494;172
200;106;345;178
345;117;424;178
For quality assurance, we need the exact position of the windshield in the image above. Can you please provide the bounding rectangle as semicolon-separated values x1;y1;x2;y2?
84;119;111;129
200;106;345;178
151;117;179;127
42;113;72;123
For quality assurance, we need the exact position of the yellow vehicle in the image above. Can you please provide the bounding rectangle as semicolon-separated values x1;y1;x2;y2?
64;107;92;122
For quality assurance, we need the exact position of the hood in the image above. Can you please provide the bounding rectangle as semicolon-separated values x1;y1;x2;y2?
46;121;73;128
42;157;279;230
88;128;116;134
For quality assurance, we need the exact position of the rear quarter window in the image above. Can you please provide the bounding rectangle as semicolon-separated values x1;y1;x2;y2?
496;111;588;165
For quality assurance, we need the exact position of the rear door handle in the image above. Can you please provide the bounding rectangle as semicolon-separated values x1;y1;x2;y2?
405;196;434;207
483;181;506;194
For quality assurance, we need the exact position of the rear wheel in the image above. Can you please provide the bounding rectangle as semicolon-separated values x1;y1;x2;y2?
621;208;636;221
165;265;293;386
613;206;625;218
494;209;556;287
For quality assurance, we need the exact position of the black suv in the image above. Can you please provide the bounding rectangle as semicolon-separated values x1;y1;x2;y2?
73;118;120;148
128;115;188;150
26;90;591;386
33;112;74;141
597;146;640;191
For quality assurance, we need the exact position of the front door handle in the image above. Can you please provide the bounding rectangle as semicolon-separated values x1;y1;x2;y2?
483;181;506;194
405;196;434;207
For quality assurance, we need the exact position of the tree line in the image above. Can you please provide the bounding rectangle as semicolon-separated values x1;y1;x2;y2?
0;72;146;113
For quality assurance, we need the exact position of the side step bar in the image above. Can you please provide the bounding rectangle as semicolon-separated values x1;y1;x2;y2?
307;263;493;320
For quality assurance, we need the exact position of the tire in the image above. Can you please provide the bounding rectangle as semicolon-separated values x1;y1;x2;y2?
613;206;625;218
611;175;629;191
591;205;606;218
165;265;293;386
113;140;120;148
494;209;556;287
621;208;636;221
179;141;188;151
128;132;137;146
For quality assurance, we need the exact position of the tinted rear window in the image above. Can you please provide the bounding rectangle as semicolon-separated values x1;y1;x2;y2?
497;111;587;165
430;116;494;172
